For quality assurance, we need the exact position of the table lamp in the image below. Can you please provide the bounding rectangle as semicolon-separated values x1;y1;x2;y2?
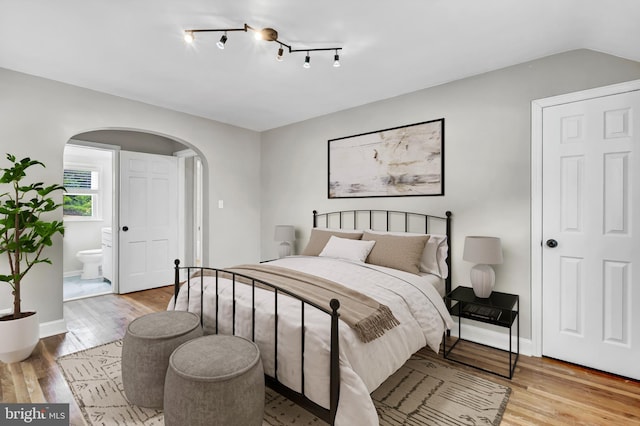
274;225;295;258
463;236;503;298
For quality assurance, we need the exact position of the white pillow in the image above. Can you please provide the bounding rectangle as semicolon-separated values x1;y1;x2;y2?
421;234;449;278
319;236;376;262
364;229;449;278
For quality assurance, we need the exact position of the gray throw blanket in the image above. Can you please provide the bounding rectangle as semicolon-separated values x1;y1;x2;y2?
193;263;400;343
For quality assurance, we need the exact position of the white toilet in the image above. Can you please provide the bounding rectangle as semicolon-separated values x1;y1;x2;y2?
76;249;103;280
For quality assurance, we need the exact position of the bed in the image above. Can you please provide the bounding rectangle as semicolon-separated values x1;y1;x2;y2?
169;209;454;425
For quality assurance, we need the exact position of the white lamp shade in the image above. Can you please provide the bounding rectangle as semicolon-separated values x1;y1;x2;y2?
463;236;503;265
274;225;295;242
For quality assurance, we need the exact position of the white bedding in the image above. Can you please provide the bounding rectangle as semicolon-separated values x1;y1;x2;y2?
170;256;453;426
421;271;446;297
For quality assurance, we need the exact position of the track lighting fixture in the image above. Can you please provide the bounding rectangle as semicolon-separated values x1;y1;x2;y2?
183;23;342;68
216;33;228;49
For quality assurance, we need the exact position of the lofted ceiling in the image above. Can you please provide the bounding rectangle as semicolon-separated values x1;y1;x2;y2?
0;0;638;131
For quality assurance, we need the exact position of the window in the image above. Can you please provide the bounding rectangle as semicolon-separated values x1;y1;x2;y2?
63;168;100;219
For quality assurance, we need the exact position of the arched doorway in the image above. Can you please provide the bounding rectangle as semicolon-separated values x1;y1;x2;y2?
62;129;204;299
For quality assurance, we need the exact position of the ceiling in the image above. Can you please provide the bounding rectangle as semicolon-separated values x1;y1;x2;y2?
1;0;638;132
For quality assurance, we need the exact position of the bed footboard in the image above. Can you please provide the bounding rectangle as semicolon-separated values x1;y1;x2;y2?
172;259;341;425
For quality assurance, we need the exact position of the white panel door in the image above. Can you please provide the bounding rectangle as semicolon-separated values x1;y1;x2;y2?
119;151;178;293
542;90;640;380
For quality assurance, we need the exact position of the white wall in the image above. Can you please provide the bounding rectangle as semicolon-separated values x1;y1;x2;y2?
0;67;261;331
259;49;640;342
3;49;639;342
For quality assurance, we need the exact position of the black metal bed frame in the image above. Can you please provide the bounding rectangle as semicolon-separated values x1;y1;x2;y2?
172;209;452;425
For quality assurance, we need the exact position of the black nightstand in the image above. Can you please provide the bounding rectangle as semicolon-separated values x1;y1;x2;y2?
444;286;519;379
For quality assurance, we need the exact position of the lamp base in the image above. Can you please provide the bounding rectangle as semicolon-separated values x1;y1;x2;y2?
278;242;291;258
470;264;495;298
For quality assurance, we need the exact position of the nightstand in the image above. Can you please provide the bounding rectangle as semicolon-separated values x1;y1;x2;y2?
444;286;519;379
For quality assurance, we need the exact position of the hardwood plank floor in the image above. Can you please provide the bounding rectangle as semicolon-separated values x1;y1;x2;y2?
1;286;638;425
0;286;174;425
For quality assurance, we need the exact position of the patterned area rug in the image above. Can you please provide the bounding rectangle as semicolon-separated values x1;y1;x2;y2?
57;340;510;425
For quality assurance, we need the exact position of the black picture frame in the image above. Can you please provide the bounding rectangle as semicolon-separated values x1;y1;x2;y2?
328;118;444;198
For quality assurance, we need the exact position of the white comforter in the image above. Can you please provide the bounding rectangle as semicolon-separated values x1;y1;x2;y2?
170;256;453;426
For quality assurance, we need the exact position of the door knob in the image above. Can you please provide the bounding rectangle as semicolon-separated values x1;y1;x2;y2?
546;239;558;248
122;226;129;232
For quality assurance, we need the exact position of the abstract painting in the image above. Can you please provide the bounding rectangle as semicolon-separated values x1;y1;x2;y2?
328;119;444;198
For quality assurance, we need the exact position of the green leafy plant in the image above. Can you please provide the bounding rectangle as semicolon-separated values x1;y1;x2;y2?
0;154;65;320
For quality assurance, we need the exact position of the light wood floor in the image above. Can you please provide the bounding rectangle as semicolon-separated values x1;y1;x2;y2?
1;286;639;425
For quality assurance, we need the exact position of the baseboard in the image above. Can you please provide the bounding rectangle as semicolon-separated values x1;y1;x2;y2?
0;311;68;339
40;318;68;338
64;270;82;278
449;320;534;356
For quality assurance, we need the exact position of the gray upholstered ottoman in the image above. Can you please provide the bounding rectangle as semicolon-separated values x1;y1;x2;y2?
122;310;203;408
164;335;265;426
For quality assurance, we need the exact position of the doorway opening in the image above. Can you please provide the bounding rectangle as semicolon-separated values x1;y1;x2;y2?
62;130;204;300
62;144;114;300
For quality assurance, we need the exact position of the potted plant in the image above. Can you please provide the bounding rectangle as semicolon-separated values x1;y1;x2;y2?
0;154;65;363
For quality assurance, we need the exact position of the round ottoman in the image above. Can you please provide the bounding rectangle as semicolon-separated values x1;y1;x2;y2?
164;335;265;426
122;310;203;408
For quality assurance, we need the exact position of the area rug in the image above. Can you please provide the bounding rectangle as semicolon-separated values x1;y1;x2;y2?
57;340;510;425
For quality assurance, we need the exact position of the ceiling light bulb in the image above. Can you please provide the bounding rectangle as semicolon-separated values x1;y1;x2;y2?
303;54;311;69
276;47;284;62
333;53;340;68
217;34;228;49
183;31;195;44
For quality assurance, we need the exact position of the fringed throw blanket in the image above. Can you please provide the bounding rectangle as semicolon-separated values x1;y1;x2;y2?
192;264;400;343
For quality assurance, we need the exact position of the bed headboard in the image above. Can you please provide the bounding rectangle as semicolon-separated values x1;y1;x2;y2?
312;209;452;298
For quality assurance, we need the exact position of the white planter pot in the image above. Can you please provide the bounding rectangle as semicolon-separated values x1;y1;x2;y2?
0;312;39;363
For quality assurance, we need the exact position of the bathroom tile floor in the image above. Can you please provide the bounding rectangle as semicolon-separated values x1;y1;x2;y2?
63;275;112;301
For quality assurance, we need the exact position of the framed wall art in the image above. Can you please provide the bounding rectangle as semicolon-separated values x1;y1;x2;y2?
328;118;444;198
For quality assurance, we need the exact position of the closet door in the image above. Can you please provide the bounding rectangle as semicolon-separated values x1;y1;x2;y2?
542;89;640;380
119;151;178;293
